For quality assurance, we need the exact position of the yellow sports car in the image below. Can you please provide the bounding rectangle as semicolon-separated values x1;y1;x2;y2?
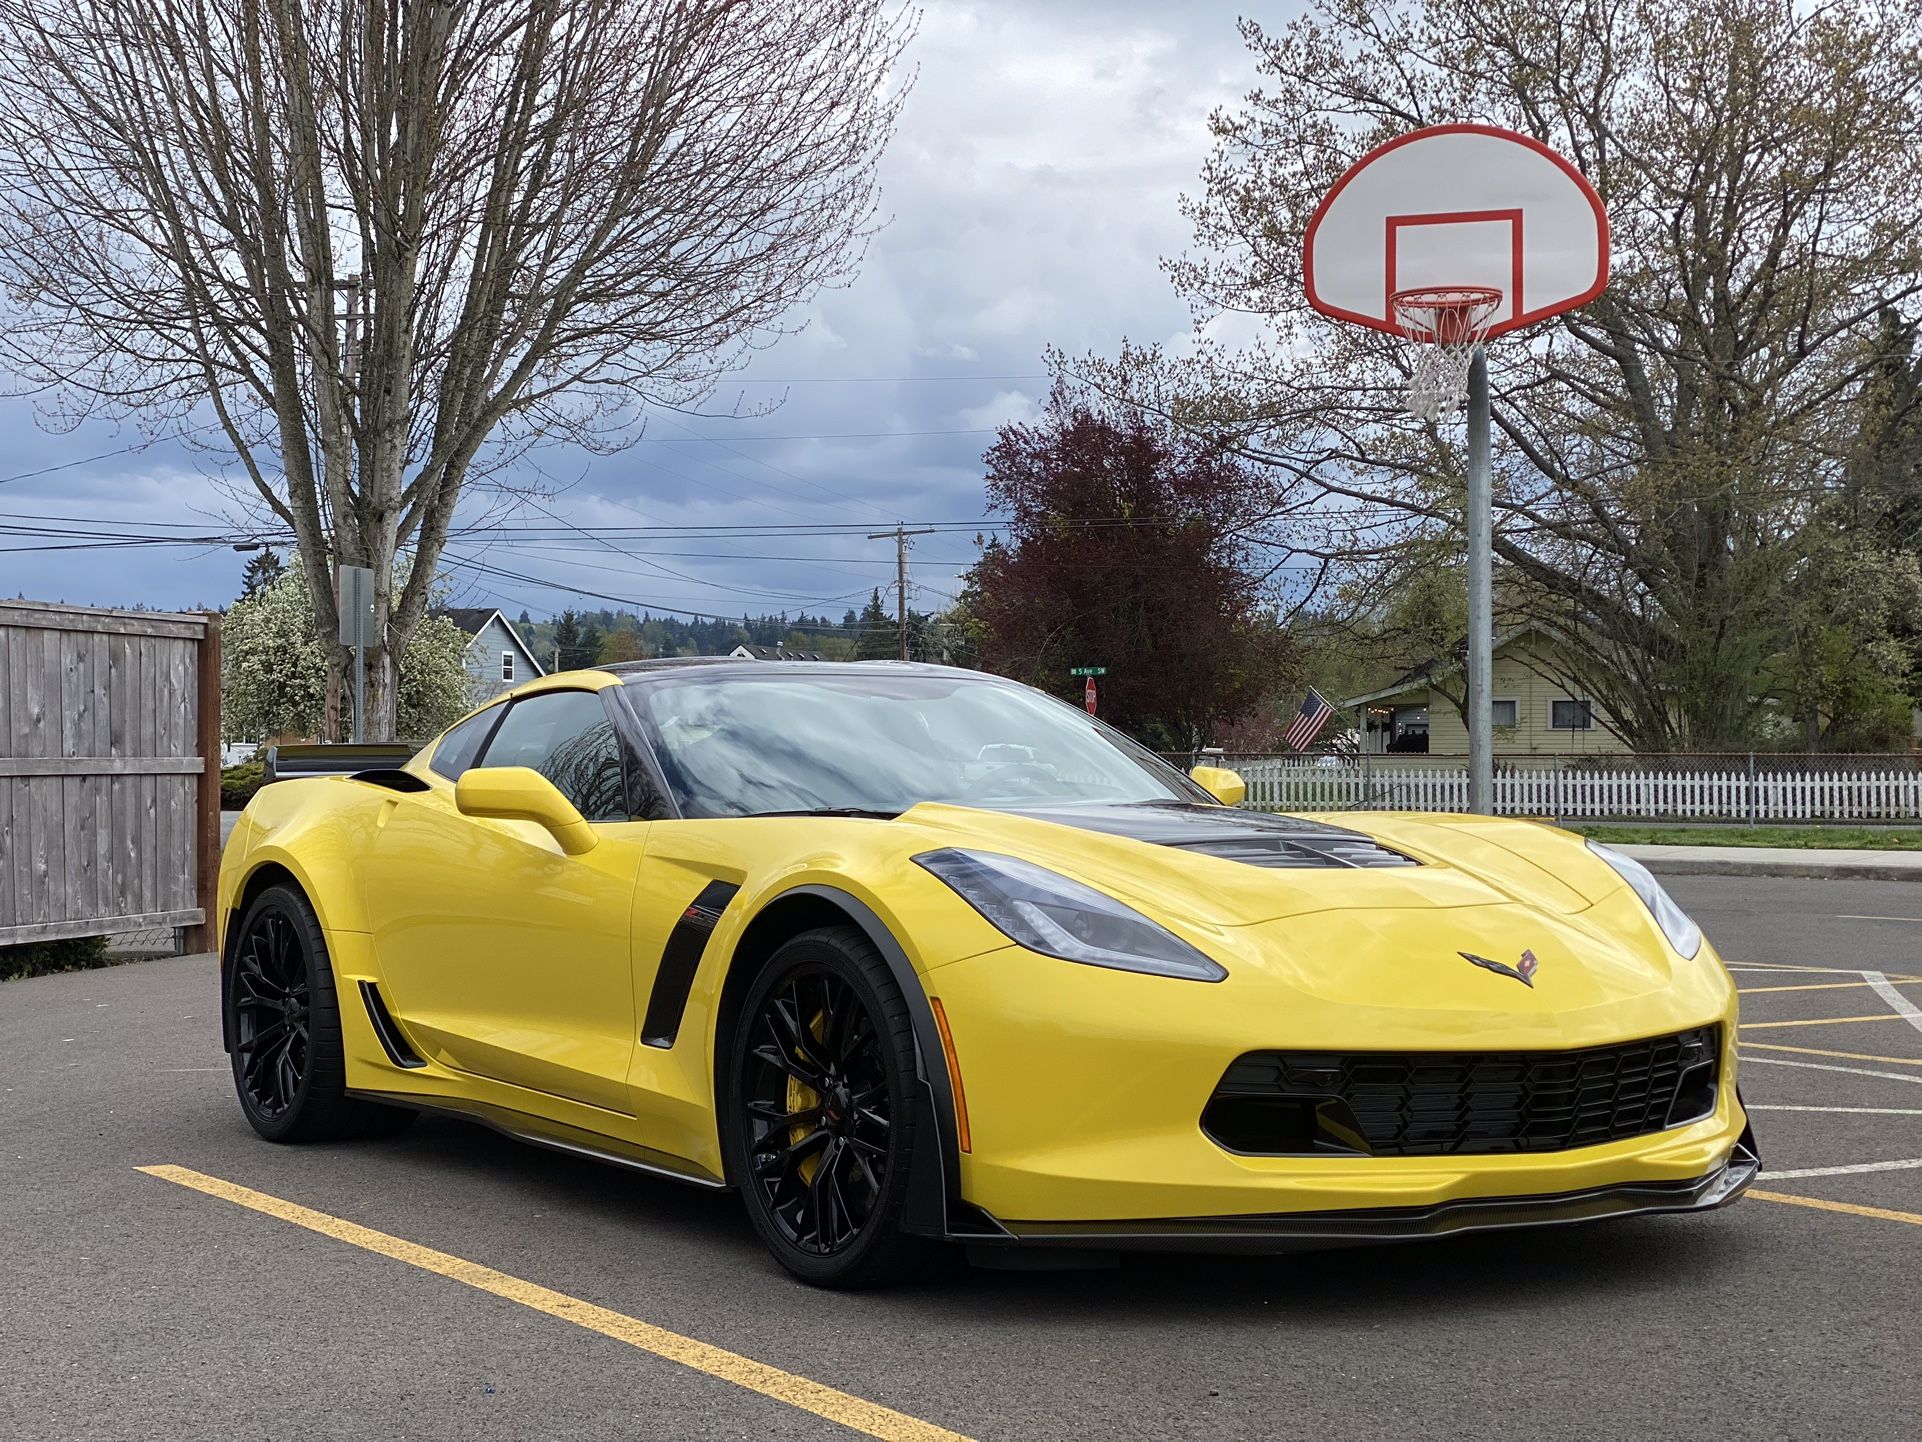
218;659;1757;1286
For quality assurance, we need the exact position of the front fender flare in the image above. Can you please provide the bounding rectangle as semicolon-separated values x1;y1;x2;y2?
767;884;1006;1242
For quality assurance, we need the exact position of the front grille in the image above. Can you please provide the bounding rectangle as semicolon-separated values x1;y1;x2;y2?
1203;1027;1721;1157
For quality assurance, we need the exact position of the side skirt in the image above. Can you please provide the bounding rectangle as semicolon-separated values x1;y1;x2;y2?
350;1087;729;1192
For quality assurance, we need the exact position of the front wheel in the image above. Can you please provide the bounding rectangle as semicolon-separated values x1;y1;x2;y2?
725;926;948;1288
226;883;415;1143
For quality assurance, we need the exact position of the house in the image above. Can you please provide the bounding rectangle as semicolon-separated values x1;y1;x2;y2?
433;607;545;704
1342;627;1627;756
727;643;829;662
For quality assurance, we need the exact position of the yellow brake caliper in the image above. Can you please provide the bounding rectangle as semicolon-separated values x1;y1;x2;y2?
788;1008;829;1183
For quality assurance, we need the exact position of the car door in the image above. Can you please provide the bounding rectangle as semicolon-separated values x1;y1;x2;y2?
361;688;646;1115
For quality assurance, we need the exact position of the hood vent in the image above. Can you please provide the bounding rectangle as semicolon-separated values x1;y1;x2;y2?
1166;835;1417;870
998;803;1419;870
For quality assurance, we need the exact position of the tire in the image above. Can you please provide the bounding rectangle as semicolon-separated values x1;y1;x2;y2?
226;883;417;1144
724;925;950;1288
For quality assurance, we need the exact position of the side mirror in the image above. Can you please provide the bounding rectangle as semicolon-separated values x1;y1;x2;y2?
454;766;598;855
1189;764;1247;808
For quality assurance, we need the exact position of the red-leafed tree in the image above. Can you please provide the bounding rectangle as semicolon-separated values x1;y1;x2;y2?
971;386;1300;750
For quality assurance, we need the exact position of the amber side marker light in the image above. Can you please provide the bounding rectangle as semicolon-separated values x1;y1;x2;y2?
929;997;972;1153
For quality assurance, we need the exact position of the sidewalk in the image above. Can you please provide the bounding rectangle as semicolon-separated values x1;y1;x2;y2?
1623;843;1922;882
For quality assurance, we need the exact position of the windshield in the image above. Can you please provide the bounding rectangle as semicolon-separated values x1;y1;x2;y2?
625;669;1203;818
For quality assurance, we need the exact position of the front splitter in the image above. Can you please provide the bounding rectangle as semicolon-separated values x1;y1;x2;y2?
976;1128;1761;1254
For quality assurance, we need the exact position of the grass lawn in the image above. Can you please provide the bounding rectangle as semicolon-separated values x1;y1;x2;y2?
1572;823;1922;851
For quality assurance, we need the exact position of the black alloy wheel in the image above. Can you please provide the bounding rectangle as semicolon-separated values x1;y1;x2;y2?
231;905;311;1121
727;926;947;1287
226;883;415;1143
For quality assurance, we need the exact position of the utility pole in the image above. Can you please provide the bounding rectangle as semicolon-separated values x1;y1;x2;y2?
867;525;934;661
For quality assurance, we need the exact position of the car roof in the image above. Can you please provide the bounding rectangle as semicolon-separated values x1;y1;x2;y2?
602;658;985;685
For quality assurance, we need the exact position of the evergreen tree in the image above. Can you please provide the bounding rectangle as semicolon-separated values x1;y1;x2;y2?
855;588;895;660
239;547;284;599
550;609;584;671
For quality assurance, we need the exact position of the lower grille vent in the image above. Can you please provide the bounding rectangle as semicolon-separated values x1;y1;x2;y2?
1204;1027;1721;1157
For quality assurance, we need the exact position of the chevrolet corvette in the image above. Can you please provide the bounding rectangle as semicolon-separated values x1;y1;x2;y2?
218;659;1757;1286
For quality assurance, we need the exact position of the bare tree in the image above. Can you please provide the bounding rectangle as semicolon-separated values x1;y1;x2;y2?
1090;0;1922;749
0;0;913;736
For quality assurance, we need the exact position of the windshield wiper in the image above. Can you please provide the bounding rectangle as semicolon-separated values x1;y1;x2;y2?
748;806;902;819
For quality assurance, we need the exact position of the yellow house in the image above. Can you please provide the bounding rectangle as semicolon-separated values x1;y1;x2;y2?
1343;629;1628;756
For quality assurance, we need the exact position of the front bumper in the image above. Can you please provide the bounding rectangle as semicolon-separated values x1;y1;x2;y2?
927;931;1747;1226
977;1125;1760;1252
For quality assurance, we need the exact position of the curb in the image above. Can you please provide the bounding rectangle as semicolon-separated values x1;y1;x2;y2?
1635;857;1922;883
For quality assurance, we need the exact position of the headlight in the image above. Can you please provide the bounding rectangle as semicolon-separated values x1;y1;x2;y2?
1586;840;1703;959
914;848;1227;982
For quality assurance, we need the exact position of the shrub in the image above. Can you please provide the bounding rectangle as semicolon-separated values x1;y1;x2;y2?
0;935;112;982
221;759;265;810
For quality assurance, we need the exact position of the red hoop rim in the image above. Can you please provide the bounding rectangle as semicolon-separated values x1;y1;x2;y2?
1391;286;1503;344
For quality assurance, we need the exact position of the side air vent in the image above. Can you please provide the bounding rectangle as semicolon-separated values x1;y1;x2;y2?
641;881;741;1049
359;981;427;1068
350;768;431;794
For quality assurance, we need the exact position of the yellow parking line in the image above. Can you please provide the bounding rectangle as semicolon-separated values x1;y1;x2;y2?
137;1165;972;1442
1739;1014;1909;1031
1739;980;1920;996
1750;1189;1922;1229
1741;1042;1922;1067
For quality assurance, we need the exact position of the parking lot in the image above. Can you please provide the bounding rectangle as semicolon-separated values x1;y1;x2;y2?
3;872;1919;1442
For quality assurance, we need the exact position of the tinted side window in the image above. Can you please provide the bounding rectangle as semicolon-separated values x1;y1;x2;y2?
478;690;627;821
429;705;503;781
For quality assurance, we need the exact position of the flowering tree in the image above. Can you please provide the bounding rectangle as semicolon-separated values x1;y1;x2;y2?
223;558;471;743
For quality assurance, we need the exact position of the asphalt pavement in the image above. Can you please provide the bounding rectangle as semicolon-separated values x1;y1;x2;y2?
3;873;1921;1441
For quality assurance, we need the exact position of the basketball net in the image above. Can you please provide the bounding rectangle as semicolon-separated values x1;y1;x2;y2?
1392;286;1501;423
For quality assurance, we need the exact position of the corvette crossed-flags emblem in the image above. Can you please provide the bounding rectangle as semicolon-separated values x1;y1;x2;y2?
1459;947;1541;988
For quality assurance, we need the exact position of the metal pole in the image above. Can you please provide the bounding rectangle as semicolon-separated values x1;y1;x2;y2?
353;636;365;743
1466;344;1493;815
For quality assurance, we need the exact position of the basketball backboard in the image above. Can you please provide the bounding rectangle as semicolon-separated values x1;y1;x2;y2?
1303;124;1608;339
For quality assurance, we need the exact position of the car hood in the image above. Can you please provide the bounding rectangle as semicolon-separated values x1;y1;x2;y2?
898;801;1609;930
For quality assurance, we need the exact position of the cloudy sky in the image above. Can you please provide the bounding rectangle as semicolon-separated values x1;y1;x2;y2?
0;1;1269;626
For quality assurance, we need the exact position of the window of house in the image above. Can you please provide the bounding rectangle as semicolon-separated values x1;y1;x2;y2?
501;651;515;682
1552;699;1594;730
478;689;627;821
1491;698;1519;729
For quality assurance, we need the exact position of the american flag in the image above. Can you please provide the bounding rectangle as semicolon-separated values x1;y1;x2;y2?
1284;688;1337;752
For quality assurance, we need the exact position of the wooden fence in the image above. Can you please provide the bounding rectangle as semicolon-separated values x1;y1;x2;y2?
1220;756;1922;822
1;600;220;949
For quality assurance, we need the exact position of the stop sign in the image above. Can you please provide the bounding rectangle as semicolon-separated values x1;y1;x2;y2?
1084;677;1097;713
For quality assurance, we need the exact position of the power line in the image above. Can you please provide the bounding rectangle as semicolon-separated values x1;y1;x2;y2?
712;374;1050;384
0;446;150;487
629;427;995;445
441;553;906;631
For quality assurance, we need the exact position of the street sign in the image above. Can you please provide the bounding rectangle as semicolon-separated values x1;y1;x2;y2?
337;564;376;743
1069;665;1107;677
336;564;375;647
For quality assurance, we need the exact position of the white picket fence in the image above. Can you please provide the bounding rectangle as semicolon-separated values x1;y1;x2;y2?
1227;759;1922;822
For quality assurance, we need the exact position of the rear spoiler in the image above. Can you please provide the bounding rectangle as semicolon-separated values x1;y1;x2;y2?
263;742;421;784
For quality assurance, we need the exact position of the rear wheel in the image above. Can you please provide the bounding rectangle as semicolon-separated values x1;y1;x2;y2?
227;883;415;1143
725;926;948;1288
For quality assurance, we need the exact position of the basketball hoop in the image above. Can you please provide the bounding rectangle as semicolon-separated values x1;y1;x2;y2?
1392;286;1501;422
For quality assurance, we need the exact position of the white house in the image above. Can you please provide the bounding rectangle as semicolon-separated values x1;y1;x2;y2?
433;607;545;704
